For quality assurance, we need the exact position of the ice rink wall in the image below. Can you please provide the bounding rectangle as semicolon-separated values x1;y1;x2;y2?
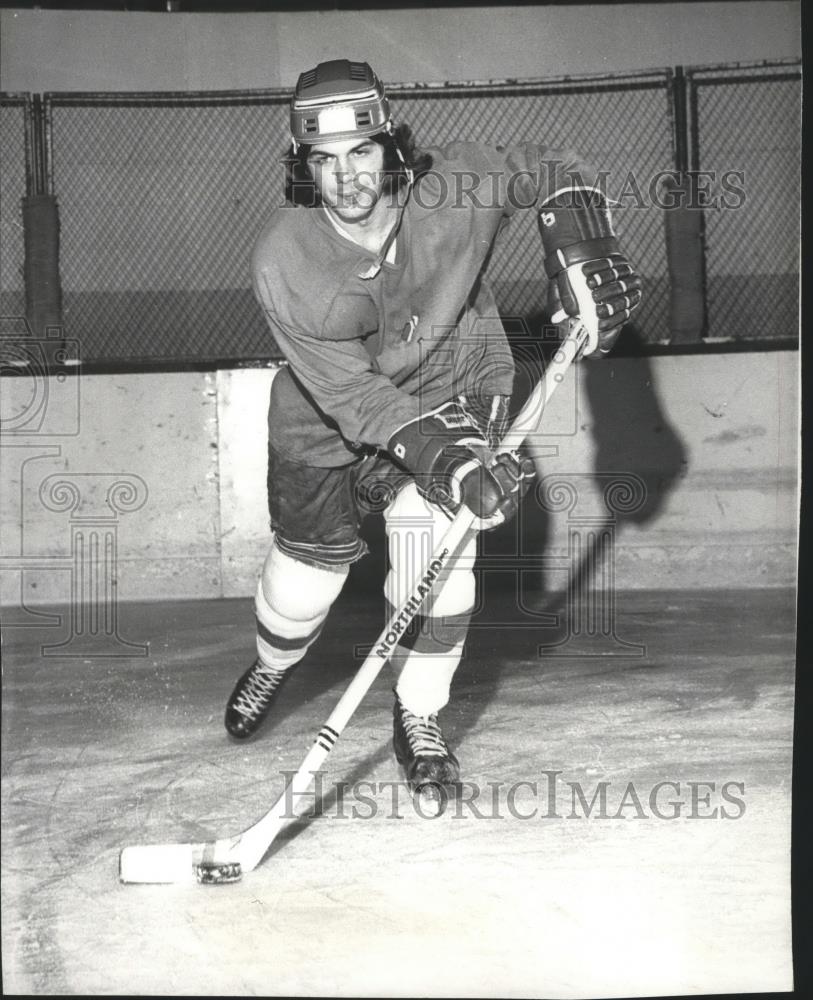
0;351;798;606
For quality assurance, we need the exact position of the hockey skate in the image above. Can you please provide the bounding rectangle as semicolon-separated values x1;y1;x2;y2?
393;693;460;816
224;659;289;741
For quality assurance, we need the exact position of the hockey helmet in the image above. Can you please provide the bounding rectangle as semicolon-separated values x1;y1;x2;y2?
290;59;393;151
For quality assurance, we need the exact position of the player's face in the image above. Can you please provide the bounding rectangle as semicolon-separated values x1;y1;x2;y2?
306;137;387;223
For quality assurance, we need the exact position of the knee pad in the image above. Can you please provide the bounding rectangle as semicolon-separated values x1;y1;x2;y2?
255;543;347;666
261;542;348;628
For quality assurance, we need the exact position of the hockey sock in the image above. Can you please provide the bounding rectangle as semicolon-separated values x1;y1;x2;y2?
255;543;348;672
394;641;466;718
383;483;475;715
389;604;469;717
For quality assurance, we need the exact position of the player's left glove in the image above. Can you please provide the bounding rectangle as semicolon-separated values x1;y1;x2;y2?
387;401;534;530
538;189;642;358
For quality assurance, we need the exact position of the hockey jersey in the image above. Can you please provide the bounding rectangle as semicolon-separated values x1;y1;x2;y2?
252;140;597;466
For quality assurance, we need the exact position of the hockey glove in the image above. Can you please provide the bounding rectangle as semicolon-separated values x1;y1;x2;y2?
538;189;642;357
387;401;534;529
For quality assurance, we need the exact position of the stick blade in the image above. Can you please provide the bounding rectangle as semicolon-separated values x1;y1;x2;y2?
119;842;244;885
119;843;199;884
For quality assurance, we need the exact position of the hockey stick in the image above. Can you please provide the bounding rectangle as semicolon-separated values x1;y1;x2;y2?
119;319;589;884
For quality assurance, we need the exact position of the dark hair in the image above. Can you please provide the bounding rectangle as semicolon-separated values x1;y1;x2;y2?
284;123;433;208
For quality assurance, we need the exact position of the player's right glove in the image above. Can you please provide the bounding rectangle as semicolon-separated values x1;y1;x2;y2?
387;401;534;529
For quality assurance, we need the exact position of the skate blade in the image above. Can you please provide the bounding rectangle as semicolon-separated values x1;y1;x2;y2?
414;782;447;818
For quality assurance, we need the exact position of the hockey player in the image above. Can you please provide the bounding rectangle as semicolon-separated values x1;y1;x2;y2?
225;60;641;808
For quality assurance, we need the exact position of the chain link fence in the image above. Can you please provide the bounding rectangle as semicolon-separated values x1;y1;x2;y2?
47;93;288;362
390;73;672;343
688;62;801;341
45;71;673;363
2;63;800;365
0;95;29;320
